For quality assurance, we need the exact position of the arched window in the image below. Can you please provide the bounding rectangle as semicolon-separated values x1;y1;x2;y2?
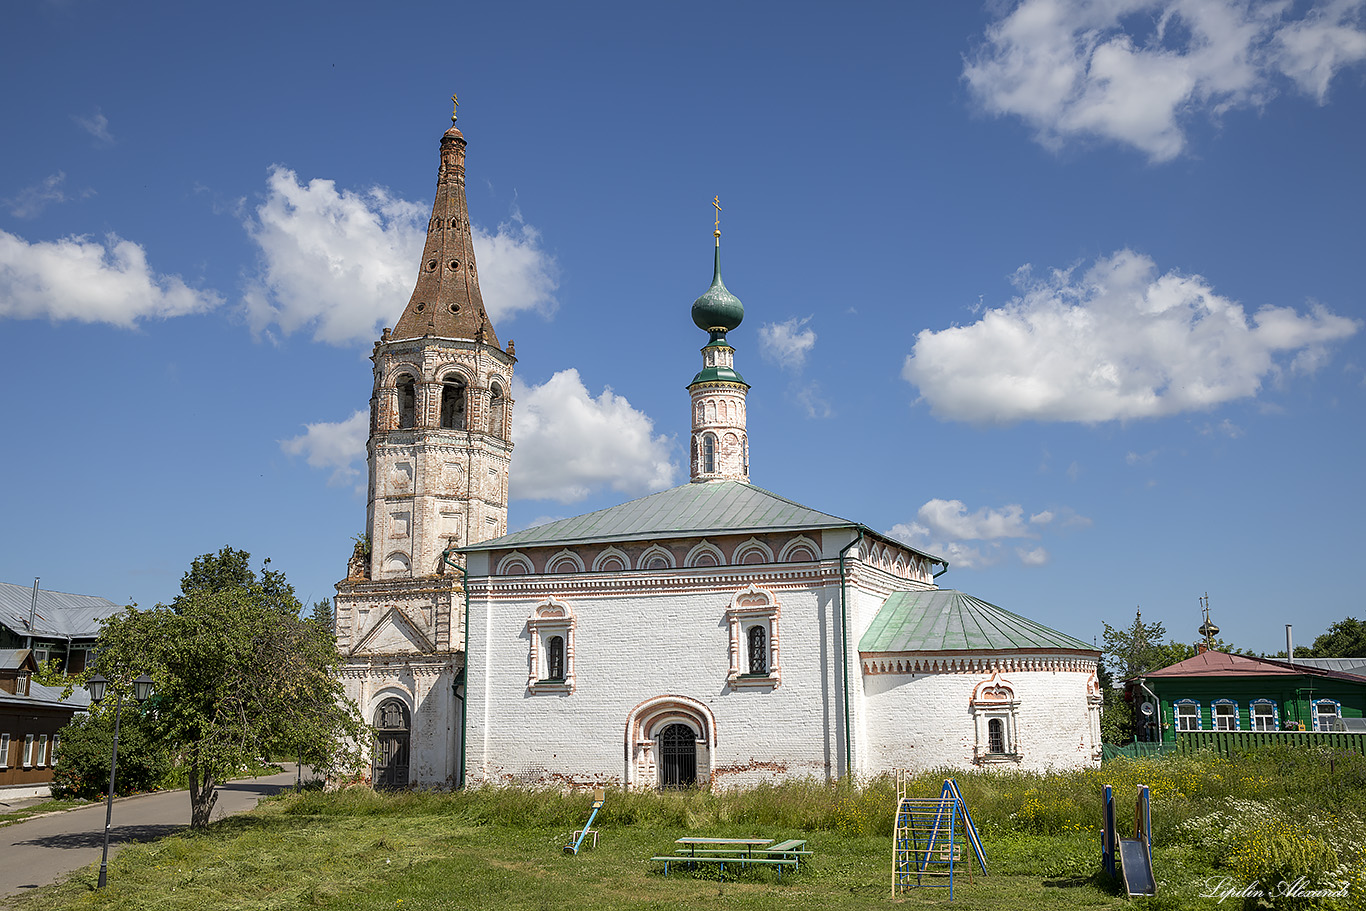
373;698;410;790
488;383;505;437
546;636;565;681
396;375;417;429
987;718;1005;754
747;625;767;675
440;376;466;430
702;434;716;474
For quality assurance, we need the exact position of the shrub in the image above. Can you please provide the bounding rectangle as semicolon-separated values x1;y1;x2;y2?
50;705;171;800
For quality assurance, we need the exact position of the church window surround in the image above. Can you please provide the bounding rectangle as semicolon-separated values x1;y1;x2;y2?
725;585;781;689
440;373;467;430
496;552;533;575
592;546;630;572
1175;700;1202;731
685;540;725;568
1250;699;1279;731
527;598;575;694
396;374;417;429
970;673;1021;763
1212;699;1239;731
1312;699;1342;731
488;382;506;438
383;552;411;576
701;434;716;474
637;545;675;571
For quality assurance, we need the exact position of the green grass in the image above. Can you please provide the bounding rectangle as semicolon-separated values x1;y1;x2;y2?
0;798;96;828
9;747;1366;911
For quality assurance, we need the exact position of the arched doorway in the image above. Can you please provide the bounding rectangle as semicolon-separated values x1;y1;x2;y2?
373;698;410;790
658;723;697;788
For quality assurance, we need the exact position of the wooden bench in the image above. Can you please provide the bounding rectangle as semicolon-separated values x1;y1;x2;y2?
755;838;812;869
651;855;798;880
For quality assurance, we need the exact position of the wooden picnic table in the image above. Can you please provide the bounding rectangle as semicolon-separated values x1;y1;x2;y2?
675;836;773;859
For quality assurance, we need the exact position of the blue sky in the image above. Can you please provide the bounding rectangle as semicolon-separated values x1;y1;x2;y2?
3;1;1364;656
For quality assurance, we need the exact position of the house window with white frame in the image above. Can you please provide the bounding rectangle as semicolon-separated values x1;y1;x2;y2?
35;735;47;768
1212;699;1239;731
0;733;8;769
1175;700;1201;731
725;585;781;688
1250;700;1278;732
526;598;575;694
22;734;34;768
51;734;60;767
1313;699;1342;731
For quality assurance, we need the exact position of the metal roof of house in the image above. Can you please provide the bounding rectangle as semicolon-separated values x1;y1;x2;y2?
464;480;863;551
1143;650;1366;683
859;589;1096;653
0;679;89;711
1271;657;1366;678
0;649;36;670
0;581;123;640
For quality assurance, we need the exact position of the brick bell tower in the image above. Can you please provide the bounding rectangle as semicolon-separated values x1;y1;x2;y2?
688;203;750;483
335;96;515;788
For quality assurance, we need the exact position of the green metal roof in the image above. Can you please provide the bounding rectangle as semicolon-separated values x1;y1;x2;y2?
463;480;854;551
859;589;1095;653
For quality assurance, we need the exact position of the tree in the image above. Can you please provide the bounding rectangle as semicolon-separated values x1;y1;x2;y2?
50;706;171;800
95;547;365;827
1305;618;1366;658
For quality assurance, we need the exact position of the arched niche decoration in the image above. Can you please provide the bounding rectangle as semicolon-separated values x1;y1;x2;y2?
637;544;675;571
732;537;773;566
592;546;630;573
685;540;725;568
624;694;718;789
547;549;585;574
496;552;533;576
778;536;819;563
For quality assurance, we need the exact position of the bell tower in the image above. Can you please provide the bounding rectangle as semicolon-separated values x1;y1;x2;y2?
335;97;515;788
688;201;750;483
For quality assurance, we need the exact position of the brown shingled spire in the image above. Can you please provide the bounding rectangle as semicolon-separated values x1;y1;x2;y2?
390;106;499;346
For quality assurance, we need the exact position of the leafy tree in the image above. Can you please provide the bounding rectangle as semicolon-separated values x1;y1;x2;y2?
1305;618;1366;658
95;547;365;827
51;706;171;800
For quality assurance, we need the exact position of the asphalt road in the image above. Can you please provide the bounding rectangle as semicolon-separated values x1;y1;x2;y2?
0;765;307;898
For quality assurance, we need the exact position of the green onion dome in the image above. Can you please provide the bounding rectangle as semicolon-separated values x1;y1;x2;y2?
691;239;744;335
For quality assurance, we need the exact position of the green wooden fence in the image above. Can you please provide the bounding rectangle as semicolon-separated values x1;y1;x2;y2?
1176;730;1366;756
1103;731;1366;761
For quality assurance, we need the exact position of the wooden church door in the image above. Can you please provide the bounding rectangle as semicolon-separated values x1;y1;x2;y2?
658;723;697;788
373;698;410;789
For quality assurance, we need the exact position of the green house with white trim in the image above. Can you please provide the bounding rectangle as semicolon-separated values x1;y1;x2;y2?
1136;650;1366;742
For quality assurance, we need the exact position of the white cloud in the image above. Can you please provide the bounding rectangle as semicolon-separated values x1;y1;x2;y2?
964;0;1366;162
73;109;113;144
795;382;834;419
0;230;222;326
511;369;677;503
759;316;817;370
888;497;1089;570
243;167;558;346
918;499;1033;540
5;172;91;218
1126;450;1159;465
280;409;369;487
903;249;1358;424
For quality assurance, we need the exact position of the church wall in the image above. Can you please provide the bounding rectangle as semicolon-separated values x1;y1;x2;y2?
465;565;850;788
341;657;460;786
860;660;1100;773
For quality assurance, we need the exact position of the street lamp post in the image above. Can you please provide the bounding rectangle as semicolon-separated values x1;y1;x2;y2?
84;672;155;889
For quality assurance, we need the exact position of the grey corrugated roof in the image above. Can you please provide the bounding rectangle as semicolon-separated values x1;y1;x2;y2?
0;680;89;710
0;581;122;640
1272;657;1366;678
859;589;1096;653
0;649;34;670
463;480;857;551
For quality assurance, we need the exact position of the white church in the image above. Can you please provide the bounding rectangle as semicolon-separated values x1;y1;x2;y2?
333;105;1103;790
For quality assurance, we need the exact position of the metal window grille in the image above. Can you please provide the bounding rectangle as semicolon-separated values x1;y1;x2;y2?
747;625;767;675
988;718;1005;754
658;723;697;788
547;636;565;680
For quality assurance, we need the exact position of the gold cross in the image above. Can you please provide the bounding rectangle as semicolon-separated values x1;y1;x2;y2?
713;195;722;232
451;93;459;123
